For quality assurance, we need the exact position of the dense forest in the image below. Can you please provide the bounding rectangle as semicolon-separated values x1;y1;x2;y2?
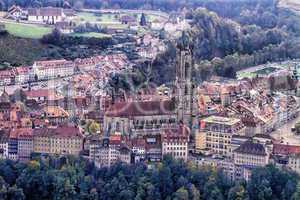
0;155;298;200
148;0;300;85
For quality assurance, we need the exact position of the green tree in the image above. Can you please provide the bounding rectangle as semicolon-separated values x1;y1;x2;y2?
292;182;300;200
140;13;147;26
228;183;248;200
173;187;189;200
7;186;25;200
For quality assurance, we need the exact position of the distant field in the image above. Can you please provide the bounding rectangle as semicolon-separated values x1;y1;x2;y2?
70;32;111;38
75;12;119;24
4;22;52;39
75;11;162;28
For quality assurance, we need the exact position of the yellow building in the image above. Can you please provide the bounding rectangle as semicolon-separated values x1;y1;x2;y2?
33;125;83;155
195;116;245;156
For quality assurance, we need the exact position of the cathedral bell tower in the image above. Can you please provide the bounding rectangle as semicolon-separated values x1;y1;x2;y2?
175;31;194;128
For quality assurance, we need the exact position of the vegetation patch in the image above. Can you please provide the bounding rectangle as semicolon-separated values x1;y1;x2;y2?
70;32;111;38
4;22;52;39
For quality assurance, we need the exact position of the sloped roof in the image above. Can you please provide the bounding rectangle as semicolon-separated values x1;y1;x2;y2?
234;140;267;156
28;7;63;16
105;100;176;117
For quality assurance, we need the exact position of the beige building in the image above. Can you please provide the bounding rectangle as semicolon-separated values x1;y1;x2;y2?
33;125;83;155
195;116;245;156
28;7;66;24
288;154;300;174
233;140;269;167
161;125;189;161
33;59;74;80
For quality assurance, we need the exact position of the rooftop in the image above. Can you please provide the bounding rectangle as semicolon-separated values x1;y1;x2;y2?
202;116;241;126
234;140;267;156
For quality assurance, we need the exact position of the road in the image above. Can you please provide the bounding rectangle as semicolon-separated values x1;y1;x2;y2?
271;111;300;145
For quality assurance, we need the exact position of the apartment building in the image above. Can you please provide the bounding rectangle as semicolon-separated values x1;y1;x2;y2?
161;125;189;161
233;140;269;167
32;59;74;80
33;125;83;155
196;116;245;156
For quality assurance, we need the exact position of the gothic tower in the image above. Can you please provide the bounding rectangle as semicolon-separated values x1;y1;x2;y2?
175;31;194;128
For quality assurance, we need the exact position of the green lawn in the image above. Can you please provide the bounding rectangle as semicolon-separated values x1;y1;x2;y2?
4;22;52;39
70;32;111;38
76;12;118;23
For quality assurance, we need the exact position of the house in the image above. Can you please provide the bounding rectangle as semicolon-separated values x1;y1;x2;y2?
233;140;270;181
5;5;27;20
28;7;66;24
14;66;31;84
288;154;300;174
120;15;136;25
233;140;269;167
0;69;15;86
25;89;61;104
0;130;9;159
16;128;33;161
42;106;69;125
145;134;162;162
161;125;189;161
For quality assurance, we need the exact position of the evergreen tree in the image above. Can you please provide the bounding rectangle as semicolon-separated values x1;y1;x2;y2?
140;13;147;26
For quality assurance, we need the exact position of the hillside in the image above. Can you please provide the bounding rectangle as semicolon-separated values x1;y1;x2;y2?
0;34;47;67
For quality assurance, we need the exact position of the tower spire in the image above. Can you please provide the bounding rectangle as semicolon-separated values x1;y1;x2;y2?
175;31;194;128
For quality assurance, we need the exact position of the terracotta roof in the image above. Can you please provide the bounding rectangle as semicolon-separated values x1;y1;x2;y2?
25;89;53;98
234;140;267;156
9;128;32;139
33;125;83;138
273;143;300;155
43;106;69;118
105;100;176;117
28;7;63;16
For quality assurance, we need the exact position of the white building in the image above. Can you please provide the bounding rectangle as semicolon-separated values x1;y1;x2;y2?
288;154;300;174
32;59;74;80
28;7;65;24
14;66;31;84
161;125;189;161
233;140;269;167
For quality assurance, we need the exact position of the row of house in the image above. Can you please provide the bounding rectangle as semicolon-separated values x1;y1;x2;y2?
89;124;190;167
0;125;83;161
0;53;129;85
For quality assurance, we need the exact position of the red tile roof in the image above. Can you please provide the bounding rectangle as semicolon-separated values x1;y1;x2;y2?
33;125;83;138
105;100;176;117
273;143;300;155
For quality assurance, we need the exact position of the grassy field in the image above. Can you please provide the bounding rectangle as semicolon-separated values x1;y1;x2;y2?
76;12;119;23
70;32;111;38
75;11;162;28
4;22;52;39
